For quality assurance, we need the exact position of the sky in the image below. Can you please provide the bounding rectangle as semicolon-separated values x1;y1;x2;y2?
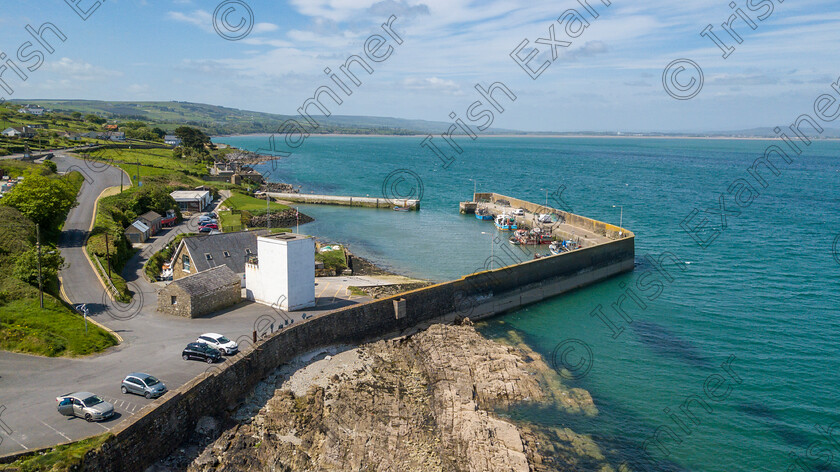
2;0;840;132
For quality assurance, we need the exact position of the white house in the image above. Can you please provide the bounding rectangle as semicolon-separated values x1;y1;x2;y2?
106;131;126;141
245;233;315;311
170;190;212;212
19;105;45;116
2;126;35;138
164;135;182;146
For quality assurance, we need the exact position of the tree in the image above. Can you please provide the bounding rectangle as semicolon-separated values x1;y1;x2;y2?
71;112;82;119
0;172;78;228
13;245;64;286
174;126;211;153
85;114;106;125
42;159;57;174
151;127;166;139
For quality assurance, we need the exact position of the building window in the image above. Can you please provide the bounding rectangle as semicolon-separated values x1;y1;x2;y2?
223;251;230;258
183;254;190;272
205;253;212;261
245;248;252;255
171;296;177;305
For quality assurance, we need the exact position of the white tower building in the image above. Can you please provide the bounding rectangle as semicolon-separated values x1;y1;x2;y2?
245;233;315;311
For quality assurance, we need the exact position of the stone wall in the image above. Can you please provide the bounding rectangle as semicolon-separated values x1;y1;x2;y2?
474;192;631;240
171;246;195;280
45;236;635;471
157;280;241;318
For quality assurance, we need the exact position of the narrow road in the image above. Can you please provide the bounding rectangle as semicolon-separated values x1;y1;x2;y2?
0;153;374;455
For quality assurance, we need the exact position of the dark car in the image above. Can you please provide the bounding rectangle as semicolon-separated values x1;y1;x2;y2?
182;342;221;363
199;226;213;233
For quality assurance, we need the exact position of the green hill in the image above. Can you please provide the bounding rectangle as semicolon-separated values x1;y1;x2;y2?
10;100;521;136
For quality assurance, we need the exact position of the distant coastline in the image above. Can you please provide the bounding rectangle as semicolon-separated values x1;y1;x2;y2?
215;133;840;141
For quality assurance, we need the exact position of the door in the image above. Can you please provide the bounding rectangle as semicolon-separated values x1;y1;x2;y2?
57;398;75;417
73;399;84;417
127;378;141;394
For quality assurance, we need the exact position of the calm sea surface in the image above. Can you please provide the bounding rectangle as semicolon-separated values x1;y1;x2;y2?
216;135;840;472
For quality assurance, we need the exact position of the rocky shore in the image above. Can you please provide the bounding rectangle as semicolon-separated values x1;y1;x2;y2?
153;322;620;472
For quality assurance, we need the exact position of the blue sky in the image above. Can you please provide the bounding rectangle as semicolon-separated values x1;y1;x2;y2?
2;0;840;132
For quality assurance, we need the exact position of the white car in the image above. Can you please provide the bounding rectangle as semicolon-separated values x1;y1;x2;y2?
512;208;525;216
196;333;239;355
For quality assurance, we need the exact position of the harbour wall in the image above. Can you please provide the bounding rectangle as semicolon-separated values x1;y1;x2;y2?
474;192;629;240
266;192;420;210
3;204;633;470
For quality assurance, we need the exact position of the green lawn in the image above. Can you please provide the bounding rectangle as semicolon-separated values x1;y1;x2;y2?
0;297;118;357
224;191;289;213
218;210;243;232
88;148;206;175
0;434;112;471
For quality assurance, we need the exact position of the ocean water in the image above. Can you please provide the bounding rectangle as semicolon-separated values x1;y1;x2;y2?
216;135;840;472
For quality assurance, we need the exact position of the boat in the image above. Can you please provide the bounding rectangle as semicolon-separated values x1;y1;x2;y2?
549;239;580;255
494;214;518;231
475;208;493;220
508;236;521;245
393;205;410;211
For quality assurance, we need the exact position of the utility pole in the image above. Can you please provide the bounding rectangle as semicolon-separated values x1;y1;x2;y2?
266;193;271;231
36;223;44;309
104;232;111;279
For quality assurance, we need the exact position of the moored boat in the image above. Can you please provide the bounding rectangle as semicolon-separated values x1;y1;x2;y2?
475;208;493;220
494;214;517;230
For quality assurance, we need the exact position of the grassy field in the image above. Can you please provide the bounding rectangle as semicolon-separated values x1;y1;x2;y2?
224;191;289;213
0;434;112;471
0;297;118;357
218;210;243;232
85;148;206;175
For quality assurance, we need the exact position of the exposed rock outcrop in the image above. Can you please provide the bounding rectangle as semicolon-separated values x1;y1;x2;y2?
160;324;616;472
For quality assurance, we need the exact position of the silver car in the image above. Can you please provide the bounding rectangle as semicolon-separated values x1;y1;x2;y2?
121;372;167;399
56;392;115;422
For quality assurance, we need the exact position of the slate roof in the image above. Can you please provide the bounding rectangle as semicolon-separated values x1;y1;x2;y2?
181;230;268;274
169;265;239;296
139;211;162;222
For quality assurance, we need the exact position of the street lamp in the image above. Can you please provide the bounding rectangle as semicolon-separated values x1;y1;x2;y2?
481;231;495;270
612;205;623;234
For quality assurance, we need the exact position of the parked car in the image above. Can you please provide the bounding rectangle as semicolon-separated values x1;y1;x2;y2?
121;373;167;399
199;223;219;230
182;342;222;363
512;208;525;216
56;392;114;422
199;226;213;233
199;218;217;225
196;333;239;355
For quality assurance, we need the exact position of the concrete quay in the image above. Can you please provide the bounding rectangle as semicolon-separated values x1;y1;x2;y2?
266;192;420;210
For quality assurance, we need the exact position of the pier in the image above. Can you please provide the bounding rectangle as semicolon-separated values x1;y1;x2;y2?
462;192;630;247
267;192;420;211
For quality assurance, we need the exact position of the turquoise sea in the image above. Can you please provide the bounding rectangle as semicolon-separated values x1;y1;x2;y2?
216;135;840;472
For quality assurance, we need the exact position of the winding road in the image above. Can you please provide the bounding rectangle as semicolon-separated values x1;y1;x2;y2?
0;152;378;456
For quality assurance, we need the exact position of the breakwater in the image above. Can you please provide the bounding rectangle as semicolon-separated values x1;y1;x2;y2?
2;196;633;471
266;192;420;210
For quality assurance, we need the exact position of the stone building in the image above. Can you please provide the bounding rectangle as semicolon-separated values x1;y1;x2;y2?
169;230;267;285
138;211;163;236
156;265;241;318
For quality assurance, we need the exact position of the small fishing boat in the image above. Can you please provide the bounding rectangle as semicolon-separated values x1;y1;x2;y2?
508;236;521;245
475;208;493;220
495;214;518;231
393;206;410;211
